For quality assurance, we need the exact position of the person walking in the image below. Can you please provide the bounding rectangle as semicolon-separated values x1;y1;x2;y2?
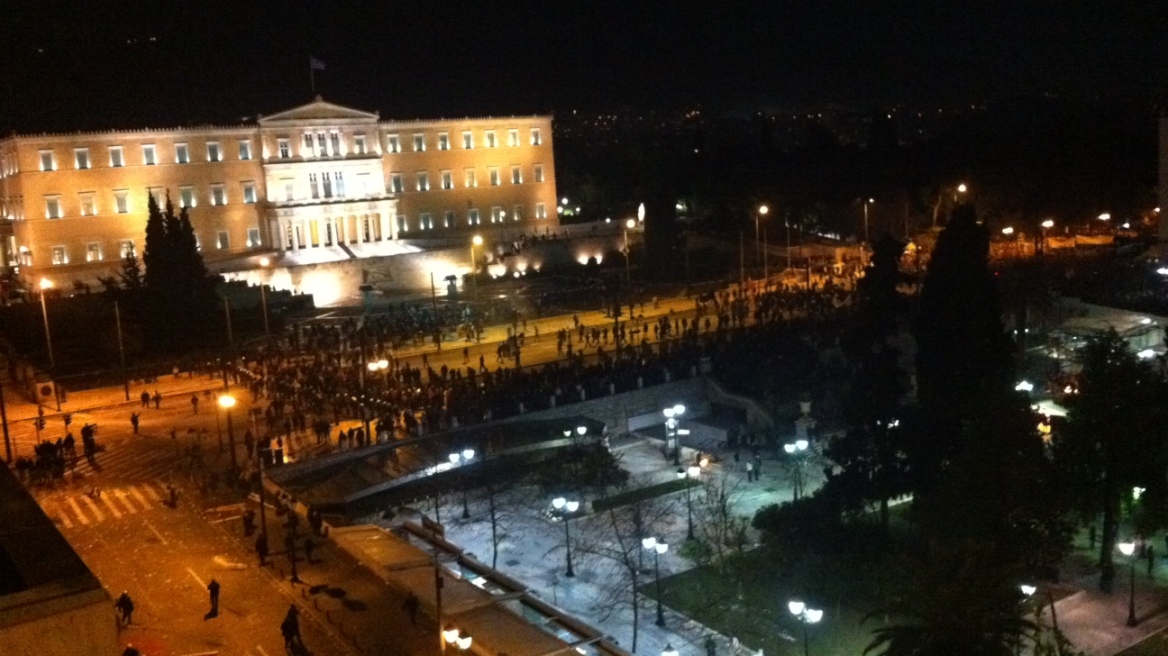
152;391;162;409
242;509;256;537
206;579;220;618
130;412;140;435
191;394;199;414
140;391;150;408
115;591;134;626
281;605;303;650
303;536;316;564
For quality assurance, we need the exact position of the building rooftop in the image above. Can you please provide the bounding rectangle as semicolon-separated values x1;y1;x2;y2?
0;464;108;628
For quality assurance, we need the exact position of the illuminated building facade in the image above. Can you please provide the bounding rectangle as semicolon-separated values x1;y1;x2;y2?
0;98;557;285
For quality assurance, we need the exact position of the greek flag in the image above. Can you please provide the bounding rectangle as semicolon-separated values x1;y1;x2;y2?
310;57;326;71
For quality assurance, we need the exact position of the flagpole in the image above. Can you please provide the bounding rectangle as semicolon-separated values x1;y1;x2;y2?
310;58;316;96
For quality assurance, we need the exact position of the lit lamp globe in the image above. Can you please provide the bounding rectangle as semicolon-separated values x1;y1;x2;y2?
662;645;679;656
788;600;805;616
462;448;475;461
442;627;460;644
1041;220;1054;229
759;204;769;215
377;359;389;369
805;609;824;623
472;235;483;246
259;256;270;267
367;362;379;372
626;218;636;229
39;277;52;290
218;395;236;409
1118;542;1136;557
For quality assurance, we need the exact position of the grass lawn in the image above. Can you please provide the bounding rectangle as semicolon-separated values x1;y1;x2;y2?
592;478;701;513
644;545;892;656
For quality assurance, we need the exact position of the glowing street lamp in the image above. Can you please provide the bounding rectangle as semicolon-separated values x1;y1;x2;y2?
1002;226;1015;236
258;256;271;337
677;465;701;540
552;497;581;577
451;448;476;518
784;440;810;499
1118;541;1138;626
789;601;823;656
1098;213;1111;222
443;626;461;647
643;537;669;626
756;204;769;269
624;218;636;282
218;394;238;470
662;644;679;656
38;278;55;369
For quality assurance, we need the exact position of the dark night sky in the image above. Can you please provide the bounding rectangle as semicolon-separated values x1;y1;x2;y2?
2;1;1167;132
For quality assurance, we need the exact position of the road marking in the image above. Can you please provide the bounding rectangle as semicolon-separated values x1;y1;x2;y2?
114;490;139;514
81;494;105;522
99;493;123;519
144;519;169;545
186;567;205;588
129;485;151;508
67;497;90;525
54;503;74;529
143;483;163;502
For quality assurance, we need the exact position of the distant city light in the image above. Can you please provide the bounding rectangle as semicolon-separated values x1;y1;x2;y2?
957;183;967;193
1015;381;1034;392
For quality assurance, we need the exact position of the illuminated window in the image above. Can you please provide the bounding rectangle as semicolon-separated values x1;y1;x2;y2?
216;230;230;249
438;133;450;150
119;240;135;259
51;245;67;265
468;208;480;225
329;132;340;155
114;189;129;214
238;140;252;160
443;210;454;228
508;129;519;147
511;166;522;184
420;212;433;230
175;143;190;164
530;128;542;145
491;206;504;223
282;179;293;201
354;134;366;155
277;138;291;159
309;173;320;199
321;172;332;198
513;205;523;221
462;131;474;149
387;134;401;153
44;195;62;219
109;146;124;167
416;172;430;192
316;133;326;156
242;181;257;204
397;215;408;233
142;144;156;165
179;186;197;208
86;242;102;262
39;150;55;171
440;170;453;190
207;142;222;162
536;203;546;219
79;192;96;216
147;187;164;206
485;131;497;148
334;172;346;197
74;148;90;170
246;228;261;247
489;167;500;186
210;184;226;206
534;164;544;183
358;172;372;196
413;134;426;152
390;173;404;193
464;169;477;187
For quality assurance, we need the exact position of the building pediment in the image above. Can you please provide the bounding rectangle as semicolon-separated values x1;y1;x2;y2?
258;96;380;126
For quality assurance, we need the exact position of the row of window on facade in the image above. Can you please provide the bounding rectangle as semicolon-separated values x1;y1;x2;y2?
21;126;545;173
42;228;262;266
397;204;549;232
40;182;260;219
29;141;253;172
388;164;544;194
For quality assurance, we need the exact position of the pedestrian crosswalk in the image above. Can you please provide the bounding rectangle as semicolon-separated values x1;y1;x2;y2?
66;443;184;481
40;481;172;529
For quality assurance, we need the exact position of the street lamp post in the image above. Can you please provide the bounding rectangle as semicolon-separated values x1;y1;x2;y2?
39;278;55;370
624;218;636;283
1040;219;1054;255
756;204;768;271
789;600;823;656
258;257;271;338
552;497;580;577
643;537;669;626
662;643;679;656
664;404;686;465
862;198;874;266
470;235;483;302
218;394;238;471
677;465;700;540
451;448;475;519
784;439;809;500
1119;541;1138;626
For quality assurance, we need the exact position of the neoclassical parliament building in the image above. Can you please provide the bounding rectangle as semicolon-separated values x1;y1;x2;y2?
0;97;558;286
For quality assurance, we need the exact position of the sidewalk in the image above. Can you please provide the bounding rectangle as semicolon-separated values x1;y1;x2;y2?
1;369;233;423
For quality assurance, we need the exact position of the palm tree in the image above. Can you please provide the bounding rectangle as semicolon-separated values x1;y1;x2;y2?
865;545;1035;656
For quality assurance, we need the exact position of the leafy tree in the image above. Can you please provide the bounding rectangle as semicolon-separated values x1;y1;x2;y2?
118;247;143;291
1052;330;1168;591
825;234;911;527
534;443;629;497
